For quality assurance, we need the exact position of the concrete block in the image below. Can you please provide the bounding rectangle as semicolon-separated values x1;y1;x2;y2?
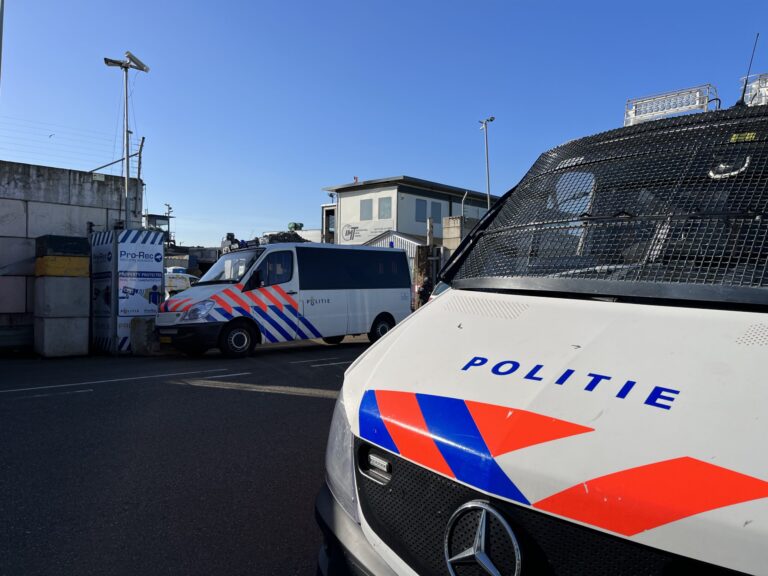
34;277;90;318
69;172;142;210
0;237;35;275
0;199;27;237
34;317;89;357
0;277;27;313
129;316;159;356
26;277;34;315
0;162;70;204
27;202;106;238
107;209;142;230
35;235;90;257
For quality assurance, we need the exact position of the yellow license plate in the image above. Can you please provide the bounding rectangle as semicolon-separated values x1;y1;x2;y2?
159;336;172;344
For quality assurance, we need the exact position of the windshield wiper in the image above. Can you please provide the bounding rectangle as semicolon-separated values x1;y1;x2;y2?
193;279;238;287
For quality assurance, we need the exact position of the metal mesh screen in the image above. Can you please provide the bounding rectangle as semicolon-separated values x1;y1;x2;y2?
451;106;768;303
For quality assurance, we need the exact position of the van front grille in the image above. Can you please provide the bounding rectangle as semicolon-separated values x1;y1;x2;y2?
354;439;745;576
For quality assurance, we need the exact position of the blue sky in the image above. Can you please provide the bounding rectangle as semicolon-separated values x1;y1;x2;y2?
2;1;767;246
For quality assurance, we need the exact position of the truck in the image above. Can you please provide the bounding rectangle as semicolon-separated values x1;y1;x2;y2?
316;96;768;575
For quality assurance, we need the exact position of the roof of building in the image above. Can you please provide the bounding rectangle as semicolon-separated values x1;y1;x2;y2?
323;175;498;204
364;229;427;247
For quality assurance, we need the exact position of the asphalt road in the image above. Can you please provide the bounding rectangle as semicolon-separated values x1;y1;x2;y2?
0;339;369;576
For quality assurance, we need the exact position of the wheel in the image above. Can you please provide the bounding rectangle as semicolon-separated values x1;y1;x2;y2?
322;335;345;345
219;322;255;358
368;315;394;343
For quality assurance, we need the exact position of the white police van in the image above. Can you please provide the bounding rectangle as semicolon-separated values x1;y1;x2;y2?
156;243;411;357
316;101;768;575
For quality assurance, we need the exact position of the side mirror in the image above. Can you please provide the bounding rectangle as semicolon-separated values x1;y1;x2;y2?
245;270;261;291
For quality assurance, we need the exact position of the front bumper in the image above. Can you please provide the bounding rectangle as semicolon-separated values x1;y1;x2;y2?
156;322;224;351
315;482;398;576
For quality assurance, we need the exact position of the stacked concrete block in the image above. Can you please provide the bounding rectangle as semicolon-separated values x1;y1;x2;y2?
33;235;90;357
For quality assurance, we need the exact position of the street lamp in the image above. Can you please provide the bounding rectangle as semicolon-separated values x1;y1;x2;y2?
479;116;495;210
104;51;150;228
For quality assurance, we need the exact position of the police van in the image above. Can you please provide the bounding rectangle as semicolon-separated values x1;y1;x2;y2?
156;243;411;357
316;100;768;575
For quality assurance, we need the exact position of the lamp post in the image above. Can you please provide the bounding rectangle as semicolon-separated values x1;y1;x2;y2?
104;51;149;228
479;116;495;210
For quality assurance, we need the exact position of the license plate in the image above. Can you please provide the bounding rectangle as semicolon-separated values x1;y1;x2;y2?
159;336;172;344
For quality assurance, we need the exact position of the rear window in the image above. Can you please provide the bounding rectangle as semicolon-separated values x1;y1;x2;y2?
296;247;410;290
448;106;768;305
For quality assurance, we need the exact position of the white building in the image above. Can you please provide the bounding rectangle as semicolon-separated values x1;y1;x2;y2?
322;176;496;245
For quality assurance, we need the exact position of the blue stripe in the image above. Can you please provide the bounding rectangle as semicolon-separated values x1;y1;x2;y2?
141;232;151;244
359;390;400;454
216;307;234;321
270;305;309;339
256;321;278;343
253;307;292;341
151;231;163;245
416;393;529;504
131;230;142;243
285;305;322;338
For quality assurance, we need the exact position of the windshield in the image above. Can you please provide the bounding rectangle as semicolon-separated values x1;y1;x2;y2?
447;106;768;305
197;249;264;285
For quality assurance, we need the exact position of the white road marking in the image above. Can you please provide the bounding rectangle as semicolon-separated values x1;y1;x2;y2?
14;389;94;400
180;379;337;399
0;368;230;395
311;361;354;367
289;357;339;364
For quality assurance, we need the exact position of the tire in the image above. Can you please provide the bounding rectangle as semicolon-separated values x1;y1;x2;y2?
322;335;345;345
219;322;255;358
368;314;394;343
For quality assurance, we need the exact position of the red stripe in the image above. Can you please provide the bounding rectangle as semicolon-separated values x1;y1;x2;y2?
223;288;252;311
272;285;298;310
466;400;593;456
169;298;192;312
375;390;454;478
243;290;268;312
259;288;284;311
211;294;233;314
180;301;196;312
534;457;768;536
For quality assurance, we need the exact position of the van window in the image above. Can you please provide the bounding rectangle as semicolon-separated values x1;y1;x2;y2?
296;247;410;290
445;113;768;305
255;251;294;286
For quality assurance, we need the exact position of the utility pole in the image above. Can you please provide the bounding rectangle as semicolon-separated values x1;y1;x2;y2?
479;116;495;210
104;51;150;228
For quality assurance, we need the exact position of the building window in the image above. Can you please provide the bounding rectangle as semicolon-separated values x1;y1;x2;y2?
431;201;442;223
415;199;427;223
360;199;373;221
378;197;392;220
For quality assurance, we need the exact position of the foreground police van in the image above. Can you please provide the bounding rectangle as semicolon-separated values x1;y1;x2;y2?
156;243;411;356
317;103;768;575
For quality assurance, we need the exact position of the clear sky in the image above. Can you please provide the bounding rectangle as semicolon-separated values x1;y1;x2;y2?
2;1;767;246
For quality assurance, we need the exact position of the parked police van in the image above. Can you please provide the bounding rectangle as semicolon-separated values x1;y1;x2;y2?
316;101;768;575
156;243;411;357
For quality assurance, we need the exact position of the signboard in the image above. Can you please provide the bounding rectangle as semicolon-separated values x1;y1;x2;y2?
90;229;164;354
339;220;395;244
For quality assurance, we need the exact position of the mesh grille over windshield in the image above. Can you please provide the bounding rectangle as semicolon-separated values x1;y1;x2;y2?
452;106;768;300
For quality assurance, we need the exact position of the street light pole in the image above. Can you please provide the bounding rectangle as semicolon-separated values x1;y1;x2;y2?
104;51;150;229
479;116;495;210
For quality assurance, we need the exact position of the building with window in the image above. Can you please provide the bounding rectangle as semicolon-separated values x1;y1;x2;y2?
321;176;495;246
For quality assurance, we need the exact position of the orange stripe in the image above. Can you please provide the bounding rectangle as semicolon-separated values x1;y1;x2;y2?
223;288;252;311
181;301;196;312
170;298;192;312
243;290;268;312
466;400;593;456
375;390;454;478
534;457;768;536
272;285;298;310
211;294;233;314
259;288;283;311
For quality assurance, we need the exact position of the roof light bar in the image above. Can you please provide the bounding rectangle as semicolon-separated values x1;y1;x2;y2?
744;73;768;107
624;85;716;127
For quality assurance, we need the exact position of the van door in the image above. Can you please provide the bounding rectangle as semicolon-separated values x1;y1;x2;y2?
294;246;348;340
242;249;300;343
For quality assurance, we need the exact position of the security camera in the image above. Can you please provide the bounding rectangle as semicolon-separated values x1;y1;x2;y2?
104;57;124;67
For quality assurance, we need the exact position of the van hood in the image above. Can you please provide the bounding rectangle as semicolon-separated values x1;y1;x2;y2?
343;288;768;574
159;283;238;313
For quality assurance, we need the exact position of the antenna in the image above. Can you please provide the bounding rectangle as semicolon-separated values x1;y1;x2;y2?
736;33;760;106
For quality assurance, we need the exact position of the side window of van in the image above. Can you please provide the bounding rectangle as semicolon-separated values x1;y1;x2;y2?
254;251;294;287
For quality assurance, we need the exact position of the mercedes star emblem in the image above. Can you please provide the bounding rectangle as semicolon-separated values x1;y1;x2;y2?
444;500;521;576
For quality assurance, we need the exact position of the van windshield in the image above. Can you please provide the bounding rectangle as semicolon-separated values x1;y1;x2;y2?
197;249;264;285
446;106;768;305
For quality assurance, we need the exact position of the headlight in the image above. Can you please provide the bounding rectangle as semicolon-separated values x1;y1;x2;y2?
325;394;359;524
182;300;215;321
